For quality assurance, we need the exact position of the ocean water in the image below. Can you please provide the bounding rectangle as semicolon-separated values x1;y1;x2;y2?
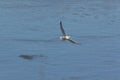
0;0;120;80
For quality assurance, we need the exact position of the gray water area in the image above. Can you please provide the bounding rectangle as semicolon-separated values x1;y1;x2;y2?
0;0;120;80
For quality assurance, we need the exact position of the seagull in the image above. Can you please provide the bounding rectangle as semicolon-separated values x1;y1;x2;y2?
60;21;78;44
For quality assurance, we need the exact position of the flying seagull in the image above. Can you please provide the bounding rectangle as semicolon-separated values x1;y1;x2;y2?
60;21;78;44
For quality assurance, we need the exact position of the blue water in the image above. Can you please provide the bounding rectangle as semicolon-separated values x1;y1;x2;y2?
0;0;120;80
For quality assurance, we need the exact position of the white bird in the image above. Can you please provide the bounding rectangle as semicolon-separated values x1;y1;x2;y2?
60;21;78;44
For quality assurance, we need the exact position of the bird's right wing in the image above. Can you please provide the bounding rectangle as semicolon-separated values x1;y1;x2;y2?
67;39;78;44
60;21;66;36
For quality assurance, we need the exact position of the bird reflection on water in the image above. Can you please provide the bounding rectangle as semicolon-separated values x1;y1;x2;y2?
19;54;47;60
19;54;47;80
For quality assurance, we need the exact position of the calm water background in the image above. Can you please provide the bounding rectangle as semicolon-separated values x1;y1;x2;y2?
0;0;120;80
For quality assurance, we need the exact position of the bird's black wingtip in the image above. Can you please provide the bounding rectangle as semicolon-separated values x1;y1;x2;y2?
60;21;63;27
60;21;62;24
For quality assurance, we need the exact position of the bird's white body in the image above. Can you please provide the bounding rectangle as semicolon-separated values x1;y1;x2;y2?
60;36;71;40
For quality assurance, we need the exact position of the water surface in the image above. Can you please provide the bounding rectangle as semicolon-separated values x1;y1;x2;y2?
0;0;120;80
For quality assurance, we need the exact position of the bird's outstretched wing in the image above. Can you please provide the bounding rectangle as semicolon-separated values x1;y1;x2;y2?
67;39;78;44
60;21;66;36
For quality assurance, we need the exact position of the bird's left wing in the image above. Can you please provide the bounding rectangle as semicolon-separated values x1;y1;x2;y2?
60;21;67;36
